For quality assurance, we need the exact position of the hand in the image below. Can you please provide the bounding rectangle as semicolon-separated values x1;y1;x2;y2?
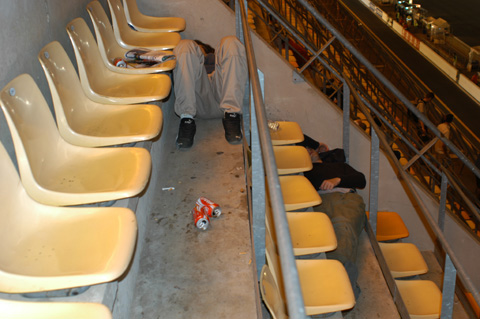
320;177;341;190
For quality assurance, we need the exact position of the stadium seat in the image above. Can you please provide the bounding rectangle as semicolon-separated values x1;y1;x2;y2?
123;0;186;32
66;18;171;104
273;145;313;175
366;211;410;241
38;42;163;147
0;141;137;293
105;0;180;50
269;121;304;145
395;280;442;319
264;228;355;316
0;299;112;319
379;242;428;278
0;74;152;206
279;175;321;211
87;1;176;74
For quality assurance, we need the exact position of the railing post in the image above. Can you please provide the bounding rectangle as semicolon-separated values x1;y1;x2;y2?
342;82;350;163
369;127;380;234
441;254;457;319
438;172;448;231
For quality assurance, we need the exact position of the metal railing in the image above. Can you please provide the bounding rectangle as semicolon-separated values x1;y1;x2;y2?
233;0;480;317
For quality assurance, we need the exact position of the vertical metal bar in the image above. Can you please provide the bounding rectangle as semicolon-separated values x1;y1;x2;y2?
251;83;266;277
237;0;251;145
342;82;350;163
438;172;448;231
441;254;457;319
370;127;380;234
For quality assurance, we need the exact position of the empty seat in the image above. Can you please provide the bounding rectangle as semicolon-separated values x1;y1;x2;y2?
273;145;313;175
66;18;171;104
395;280;442;319
366;211;410;241
0;299;112;319
105;0;180;50
0;74;152;206
286;212;337;255
264;227;355;316
123;0;186;32
279;175;321;211
87;0;176;75
379;242;428;278
269;121;304;145
265;199;336;256
0;141;137;293
38;42;163;147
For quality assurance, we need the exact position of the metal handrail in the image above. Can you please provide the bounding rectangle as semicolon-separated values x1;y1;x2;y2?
235;1;307;318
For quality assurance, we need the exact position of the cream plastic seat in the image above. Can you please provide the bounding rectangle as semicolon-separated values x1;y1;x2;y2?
0;141;137;293
66;18;171;105
273;145;313;175
279;175;321;211
0;299;112;318
0;74;152;206
264;228;355;316
105;0;180;50
38;41;163;147
87;1;176;75
366;211;410;241
270;121;304;146
123;0;186;32
260;264;288;319
379;242;428;278
395;280;442;319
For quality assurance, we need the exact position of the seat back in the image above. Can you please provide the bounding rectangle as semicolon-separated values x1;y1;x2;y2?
0;299;112;319
0;74;62;189
123;0;142;27
260;265;288;319
87;0;126;66
107;0;135;44
38;41;96;140
66;17;113;96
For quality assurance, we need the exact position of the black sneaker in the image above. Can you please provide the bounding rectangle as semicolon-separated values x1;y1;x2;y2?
222;112;242;144
176;118;196;149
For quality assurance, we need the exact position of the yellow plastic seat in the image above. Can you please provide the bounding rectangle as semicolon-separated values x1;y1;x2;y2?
87;1;176;75
105;0;180;50
259;264;288;319
0;141;137;293
38;42;163;147
395;280;442;319
123;0;186;32
286;212;337;256
366;211;410;241
379;243;428;278
0;74;152;206
279;175;321;211
264;229;355;316
270;121;304;145
66;18;171;105
273;145;313;175
265;199;336;256
0;299;112;319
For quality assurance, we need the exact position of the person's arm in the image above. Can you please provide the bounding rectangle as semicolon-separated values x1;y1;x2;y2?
304;162;366;190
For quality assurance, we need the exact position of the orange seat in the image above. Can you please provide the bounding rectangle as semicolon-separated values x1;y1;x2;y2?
366;211;409;241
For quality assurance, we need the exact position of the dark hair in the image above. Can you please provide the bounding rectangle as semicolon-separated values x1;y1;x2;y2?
425;92;435;100
194;40;215;54
443;113;454;123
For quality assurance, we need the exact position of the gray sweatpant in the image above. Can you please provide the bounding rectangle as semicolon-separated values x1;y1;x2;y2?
172;36;248;119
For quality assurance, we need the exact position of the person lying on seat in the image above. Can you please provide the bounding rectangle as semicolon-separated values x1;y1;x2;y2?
298;134;366;300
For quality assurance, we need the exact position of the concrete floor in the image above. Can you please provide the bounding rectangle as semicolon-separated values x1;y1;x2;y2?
130;115;258;319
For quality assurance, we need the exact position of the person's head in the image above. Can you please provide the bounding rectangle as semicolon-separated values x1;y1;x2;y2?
443;113;454;123
424;92;435;102
194;40;215;55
